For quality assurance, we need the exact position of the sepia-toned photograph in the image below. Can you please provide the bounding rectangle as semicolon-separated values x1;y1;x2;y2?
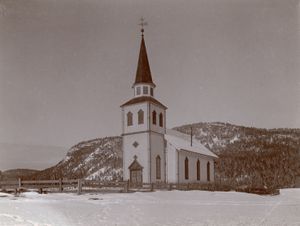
0;0;299;225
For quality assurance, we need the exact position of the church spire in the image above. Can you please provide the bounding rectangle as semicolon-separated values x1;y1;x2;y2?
133;18;155;87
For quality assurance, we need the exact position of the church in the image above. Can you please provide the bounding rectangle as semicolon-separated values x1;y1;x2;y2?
121;27;218;185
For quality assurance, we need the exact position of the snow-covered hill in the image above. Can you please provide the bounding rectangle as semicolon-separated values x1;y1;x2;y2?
173;122;300;154
28;122;300;189
31;137;122;181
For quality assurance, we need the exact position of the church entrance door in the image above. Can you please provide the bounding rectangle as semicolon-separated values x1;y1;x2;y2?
128;156;143;187
130;169;142;186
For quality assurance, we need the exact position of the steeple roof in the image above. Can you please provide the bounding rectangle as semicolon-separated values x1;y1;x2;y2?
120;96;167;109
133;35;155;87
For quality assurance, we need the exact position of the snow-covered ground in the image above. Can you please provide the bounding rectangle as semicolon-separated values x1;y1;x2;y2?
0;189;300;226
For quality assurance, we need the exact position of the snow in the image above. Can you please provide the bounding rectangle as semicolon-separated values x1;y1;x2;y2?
199;129;208;136
94;147;100;154
230;135;240;144
62;155;71;163
212;136;219;144
86;167;107;179
85;167;122;180
84;152;96;164
1;189;300;226
72;163;83;172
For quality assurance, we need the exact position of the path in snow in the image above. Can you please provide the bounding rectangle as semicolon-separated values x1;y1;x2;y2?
0;189;300;226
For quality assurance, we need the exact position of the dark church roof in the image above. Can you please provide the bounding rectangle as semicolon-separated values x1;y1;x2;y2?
121;96;167;109
133;35;155;87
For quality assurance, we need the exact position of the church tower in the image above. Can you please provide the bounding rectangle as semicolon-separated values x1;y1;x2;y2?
121;25;167;184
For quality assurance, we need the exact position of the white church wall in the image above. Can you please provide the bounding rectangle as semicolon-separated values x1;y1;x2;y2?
149;103;165;134
199;158;215;183
122;103;149;135
178;150;215;183
122;133;150;183
166;142;177;183
150;132;166;182
209;159;215;182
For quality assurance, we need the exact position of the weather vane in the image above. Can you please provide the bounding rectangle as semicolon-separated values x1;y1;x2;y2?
139;17;148;35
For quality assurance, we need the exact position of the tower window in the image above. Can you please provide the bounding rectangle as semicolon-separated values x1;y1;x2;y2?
127;112;133;126
138;109;144;124
143;86;148;94
159;113;163;127
150;87;153;96
197;160;200;181
156;155;161;179
207;161;210;182
185;157;189;180
152;111;157;125
136;87;141;95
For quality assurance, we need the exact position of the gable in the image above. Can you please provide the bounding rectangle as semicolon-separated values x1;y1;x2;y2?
128;159;143;170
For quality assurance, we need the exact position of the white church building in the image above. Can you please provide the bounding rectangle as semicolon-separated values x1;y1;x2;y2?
121;28;217;185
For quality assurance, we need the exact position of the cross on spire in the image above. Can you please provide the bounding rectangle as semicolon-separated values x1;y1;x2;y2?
133;18;155;87
139;17;148;35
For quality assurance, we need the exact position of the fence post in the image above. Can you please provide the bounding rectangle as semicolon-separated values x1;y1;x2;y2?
77;179;82;195
151;183;154;192
123;181;128;193
59;178;62;192
18;178;21;188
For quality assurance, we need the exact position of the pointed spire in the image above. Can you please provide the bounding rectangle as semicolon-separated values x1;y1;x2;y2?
133;18;155;87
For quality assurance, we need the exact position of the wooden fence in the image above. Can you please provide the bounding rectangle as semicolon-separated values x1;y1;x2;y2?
0;179;83;194
0;179;131;194
295;176;300;188
0;179;217;194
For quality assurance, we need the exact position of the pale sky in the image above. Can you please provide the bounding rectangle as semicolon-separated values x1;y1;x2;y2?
0;0;299;170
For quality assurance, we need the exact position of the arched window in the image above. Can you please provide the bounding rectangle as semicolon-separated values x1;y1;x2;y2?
159;113;163;127
207;161;210;182
152;111;157;125
197;160;200;181
127;112;133;126
185;157;189;180
156;155;161;179
138;109;144;124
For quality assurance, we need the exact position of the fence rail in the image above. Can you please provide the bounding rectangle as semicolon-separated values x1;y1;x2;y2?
0;179;217;194
0;179;128;194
